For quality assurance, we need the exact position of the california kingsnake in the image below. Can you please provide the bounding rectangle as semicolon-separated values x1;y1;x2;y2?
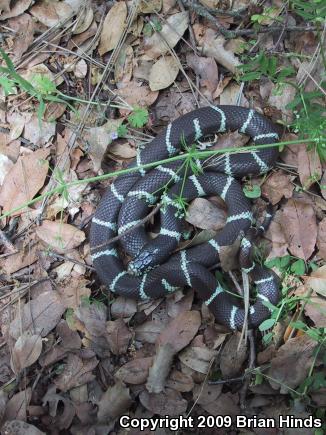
90;106;281;329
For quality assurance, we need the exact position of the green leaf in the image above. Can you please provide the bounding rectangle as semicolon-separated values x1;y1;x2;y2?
117;124;128;137
240;71;262;81
290;258;306;275
128;107;149;128
0;76;15;95
259;318;276;331
243;184;261;198
32;74;57;95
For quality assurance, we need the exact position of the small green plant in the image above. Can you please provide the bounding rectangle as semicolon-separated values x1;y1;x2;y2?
143;16;162;36
127;106;149;128
251;6;283;25
238;51;295;83
291;0;326;23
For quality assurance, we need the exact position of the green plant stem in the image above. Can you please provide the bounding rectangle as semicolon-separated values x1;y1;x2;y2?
0;137;324;221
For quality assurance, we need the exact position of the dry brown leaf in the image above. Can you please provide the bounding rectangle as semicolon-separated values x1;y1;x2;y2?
11;333;42;374
0;241;39;274
54;353;98;392
139;0;162;13
98;2;127;55
317;218;326;261
73;6;93;34
116;82;158;113
268;83;296;121
135;320;165;343
0;0;32;20
9;291;65;340
144;11;189;59
179;346;217;373
149;56;180;91
114;44;133;83
0;0;10;11
219;82;248;106
186;197;227;230
74;59;87;78
193;25;240;73
297;144;322;189
268;334;317;392
42;385;76;430
157;311;201;352
279;198;317;260
0;148;50;216
139;388;187;416
265;210;289;259
166;370;194;392
110;296;137;319
106;318;132;355
36;220;85;254
4;388;31;422
110;142;137;160
75;299;107;337
97;381;132;422
115;357;153;384
0;154;14;185
23;115;56;145
220;333;248;378
321;170;326;200
1;420;45;435
304;291;326;327
200;391;240;417
261;170;295;205
192;382;222;406
8;13;35;61
166;289;194;317
186;53;218;94
30;0;80;27
83;118;122;172
305;265;326;297
57;276;91;309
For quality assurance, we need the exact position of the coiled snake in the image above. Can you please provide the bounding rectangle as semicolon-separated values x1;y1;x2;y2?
90;106;281;329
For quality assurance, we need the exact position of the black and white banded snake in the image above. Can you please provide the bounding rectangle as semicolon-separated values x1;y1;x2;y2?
90;106;281;329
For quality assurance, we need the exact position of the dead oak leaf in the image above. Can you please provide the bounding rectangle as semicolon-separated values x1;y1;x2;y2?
157;310;201;353
98;2;127;55
97;381;132;422
279;198;317;260
11;333;43;374
262;170;295;205
54;353;98;392
268;334;317;392
0;148;50;216
297;144;322;190
36;220;85;254
106;319;132;355
9;291;65;340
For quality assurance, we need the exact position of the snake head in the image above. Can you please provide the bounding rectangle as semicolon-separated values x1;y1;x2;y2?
128;248;159;276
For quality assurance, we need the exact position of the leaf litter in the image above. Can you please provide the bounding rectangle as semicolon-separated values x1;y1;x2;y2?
0;0;324;433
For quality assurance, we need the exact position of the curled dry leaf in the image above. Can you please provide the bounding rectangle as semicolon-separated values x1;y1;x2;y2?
186;197;226;231
0;147;50;216
11;333;43;374
279;198;317;260
73;6;93;34
149;56;180;91
9;291;65;340
157;310;201;353
139;388;187;416
54;353;98;392
98;2;127;55
36;220;85;254
106;318;132;355
261;170;295;205
144;11;189;59
115;357;154;384
268;334;317;392
97;381;132;422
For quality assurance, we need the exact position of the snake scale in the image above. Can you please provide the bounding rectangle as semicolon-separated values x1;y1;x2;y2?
90;105;281;329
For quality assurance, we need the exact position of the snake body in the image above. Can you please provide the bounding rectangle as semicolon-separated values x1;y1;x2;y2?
90;106;281;329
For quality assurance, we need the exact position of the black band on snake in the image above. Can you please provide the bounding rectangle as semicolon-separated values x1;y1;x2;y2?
90;105;281;329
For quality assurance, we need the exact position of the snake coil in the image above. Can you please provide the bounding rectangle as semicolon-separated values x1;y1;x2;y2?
90;106;281;329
